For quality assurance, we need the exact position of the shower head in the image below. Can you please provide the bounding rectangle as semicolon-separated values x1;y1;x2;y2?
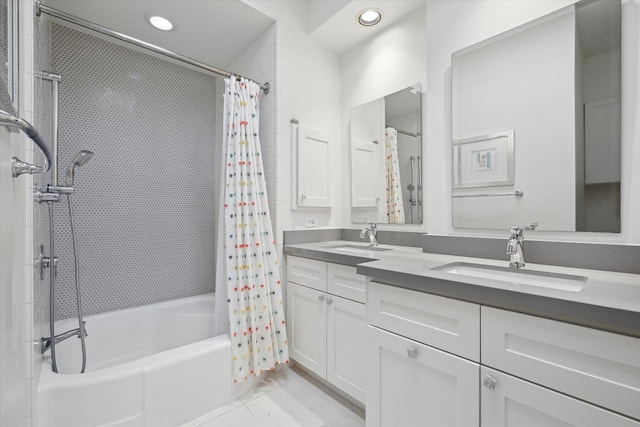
65;150;94;186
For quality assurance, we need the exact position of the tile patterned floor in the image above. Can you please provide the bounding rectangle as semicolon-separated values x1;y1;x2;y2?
182;366;366;427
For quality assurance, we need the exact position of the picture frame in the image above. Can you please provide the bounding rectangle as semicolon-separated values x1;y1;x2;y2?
452;130;514;188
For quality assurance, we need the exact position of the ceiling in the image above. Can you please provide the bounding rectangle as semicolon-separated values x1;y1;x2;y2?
42;0;275;68
42;0;427;70
309;0;426;54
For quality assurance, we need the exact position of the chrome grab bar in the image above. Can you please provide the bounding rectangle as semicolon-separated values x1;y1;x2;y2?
453;190;523;199
0;109;52;177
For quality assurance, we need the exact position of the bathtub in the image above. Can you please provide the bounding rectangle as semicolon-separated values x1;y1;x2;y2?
37;294;258;427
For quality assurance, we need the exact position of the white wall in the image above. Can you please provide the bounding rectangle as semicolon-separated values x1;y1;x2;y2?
340;5;427;230
243;0;640;243
0;127;29;427
242;0;342;240
1;2;35;425
426;0;640;243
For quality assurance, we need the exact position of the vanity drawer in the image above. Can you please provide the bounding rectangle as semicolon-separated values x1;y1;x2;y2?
482;307;640;420
367;281;480;361
327;263;366;303
286;256;327;291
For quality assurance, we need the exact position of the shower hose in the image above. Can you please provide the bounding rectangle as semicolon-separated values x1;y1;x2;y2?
48;195;87;373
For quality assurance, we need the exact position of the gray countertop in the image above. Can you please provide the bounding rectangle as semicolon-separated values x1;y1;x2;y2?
284;241;640;338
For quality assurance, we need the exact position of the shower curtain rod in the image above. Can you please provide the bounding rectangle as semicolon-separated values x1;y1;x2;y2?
35;1;270;94
386;125;420;138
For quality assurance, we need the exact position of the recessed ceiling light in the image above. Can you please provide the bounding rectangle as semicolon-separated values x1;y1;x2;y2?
149;15;173;31
357;8;382;27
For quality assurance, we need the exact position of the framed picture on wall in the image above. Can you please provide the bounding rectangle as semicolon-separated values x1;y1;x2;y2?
452;130;514;188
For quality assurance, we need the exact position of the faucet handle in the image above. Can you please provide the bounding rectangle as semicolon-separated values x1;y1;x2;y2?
509;226;523;239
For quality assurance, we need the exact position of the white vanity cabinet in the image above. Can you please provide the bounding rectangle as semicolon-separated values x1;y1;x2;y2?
366;282;481;427
481;367;640;427
286;256;367;403
481;307;640;425
367;326;479;427
366;281;640;427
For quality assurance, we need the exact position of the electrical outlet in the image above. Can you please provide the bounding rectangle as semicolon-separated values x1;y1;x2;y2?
306;217;317;227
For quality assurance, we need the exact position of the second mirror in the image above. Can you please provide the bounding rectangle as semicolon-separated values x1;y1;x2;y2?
350;84;422;224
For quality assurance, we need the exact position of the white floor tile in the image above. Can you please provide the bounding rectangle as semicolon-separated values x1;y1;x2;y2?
329;411;366;427
240;368;298;404
273;370;355;423
198;404;263;427
183;366;365;427
245;392;329;427
183;401;244;427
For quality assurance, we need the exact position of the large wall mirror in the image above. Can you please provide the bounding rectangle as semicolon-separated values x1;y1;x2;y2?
451;0;621;232
350;84;422;224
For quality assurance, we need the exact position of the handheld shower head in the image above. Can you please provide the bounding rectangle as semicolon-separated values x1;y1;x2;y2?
65;150;94;186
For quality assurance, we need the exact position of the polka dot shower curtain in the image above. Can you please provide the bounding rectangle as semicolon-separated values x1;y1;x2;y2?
385;127;405;224
219;76;289;382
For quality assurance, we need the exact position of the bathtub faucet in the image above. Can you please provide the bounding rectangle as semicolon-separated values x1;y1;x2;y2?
41;321;87;354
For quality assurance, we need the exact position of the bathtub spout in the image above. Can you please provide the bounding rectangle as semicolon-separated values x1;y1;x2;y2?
41;322;87;355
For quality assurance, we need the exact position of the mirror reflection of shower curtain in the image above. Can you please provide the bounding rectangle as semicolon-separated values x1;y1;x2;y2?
385;127;405;224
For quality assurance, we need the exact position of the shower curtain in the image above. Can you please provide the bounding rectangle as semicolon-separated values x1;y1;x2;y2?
385;127;405;224
216;76;289;383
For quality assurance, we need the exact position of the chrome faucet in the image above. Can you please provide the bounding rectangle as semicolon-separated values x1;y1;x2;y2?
360;223;378;247
41;322;87;354
506;226;525;268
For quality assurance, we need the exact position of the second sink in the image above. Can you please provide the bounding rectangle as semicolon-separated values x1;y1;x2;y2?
434;262;587;292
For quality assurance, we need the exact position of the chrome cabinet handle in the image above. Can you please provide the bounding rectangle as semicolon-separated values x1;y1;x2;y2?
483;375;497;391
407;347;418;359
326;296;333;305
318;294;325;302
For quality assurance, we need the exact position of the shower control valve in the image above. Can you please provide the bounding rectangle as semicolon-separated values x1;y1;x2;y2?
36;244;57;281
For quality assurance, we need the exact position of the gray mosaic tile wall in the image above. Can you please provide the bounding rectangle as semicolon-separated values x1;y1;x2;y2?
49;24;217;320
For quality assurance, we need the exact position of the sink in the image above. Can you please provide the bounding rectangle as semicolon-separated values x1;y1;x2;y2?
327;244;393;253
433;262;587;292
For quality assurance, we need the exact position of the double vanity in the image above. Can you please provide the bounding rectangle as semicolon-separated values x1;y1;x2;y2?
284;236;640;427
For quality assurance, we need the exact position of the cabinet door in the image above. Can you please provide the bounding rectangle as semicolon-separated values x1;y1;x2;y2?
327;263;366;303
368;281;480;361
327;296;367;404
367;326;479;427
297;126;332;207
286;256;327;292
482;307;640;420
481;367;640;427
351;138;382;208
585;97;621;184
286;282;326;377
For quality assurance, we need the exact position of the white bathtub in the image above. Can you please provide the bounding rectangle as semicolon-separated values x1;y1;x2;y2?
37;294;257;427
